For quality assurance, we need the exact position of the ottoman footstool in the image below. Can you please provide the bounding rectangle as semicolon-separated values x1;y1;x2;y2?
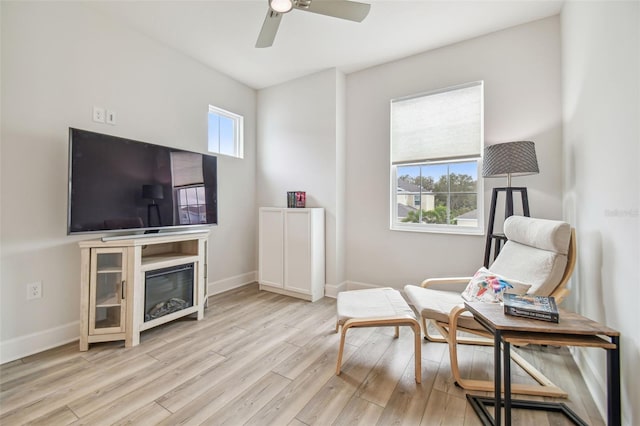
335;287;422;383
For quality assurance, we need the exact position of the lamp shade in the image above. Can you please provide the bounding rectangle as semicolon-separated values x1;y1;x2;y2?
482;141;539;180
142;184;164;200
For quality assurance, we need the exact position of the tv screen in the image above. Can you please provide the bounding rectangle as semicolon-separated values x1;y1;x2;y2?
68;128;217;234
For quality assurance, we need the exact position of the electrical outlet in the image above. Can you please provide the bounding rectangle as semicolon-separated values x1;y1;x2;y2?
27;281;42;300
93;106;105;123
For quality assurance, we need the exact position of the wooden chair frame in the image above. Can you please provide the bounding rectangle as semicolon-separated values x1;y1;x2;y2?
335;316;422;384
419;229;576;397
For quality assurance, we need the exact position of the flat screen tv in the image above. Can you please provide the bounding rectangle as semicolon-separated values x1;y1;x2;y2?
68;128;217;234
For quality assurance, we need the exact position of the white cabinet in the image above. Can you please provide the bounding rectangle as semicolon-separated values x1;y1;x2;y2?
259;207;325;301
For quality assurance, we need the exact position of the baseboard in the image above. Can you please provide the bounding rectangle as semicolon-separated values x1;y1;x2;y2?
0;321;79;364
570;347;607;423
345;280;387;291
208;271;257;296
324;281;347;298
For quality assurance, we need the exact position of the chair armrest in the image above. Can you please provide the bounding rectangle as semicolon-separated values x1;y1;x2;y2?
421;277;472;288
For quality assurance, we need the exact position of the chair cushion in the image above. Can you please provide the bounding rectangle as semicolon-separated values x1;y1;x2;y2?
404;285;484;331
337;287;416;325
490;216;571;295
503;216;571;255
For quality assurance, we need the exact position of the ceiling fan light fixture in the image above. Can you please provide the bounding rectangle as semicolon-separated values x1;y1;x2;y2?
269;0;294;13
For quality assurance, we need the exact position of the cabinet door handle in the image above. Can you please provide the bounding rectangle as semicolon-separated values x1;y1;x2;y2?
122;280;126;300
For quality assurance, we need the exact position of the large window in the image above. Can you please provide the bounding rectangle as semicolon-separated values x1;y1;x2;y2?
390;82;484;234
208;105;243;158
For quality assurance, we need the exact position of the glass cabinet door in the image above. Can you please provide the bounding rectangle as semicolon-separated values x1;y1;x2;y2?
89;248;127;335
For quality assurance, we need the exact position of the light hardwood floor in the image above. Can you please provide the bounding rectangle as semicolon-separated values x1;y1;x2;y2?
1;284;604;425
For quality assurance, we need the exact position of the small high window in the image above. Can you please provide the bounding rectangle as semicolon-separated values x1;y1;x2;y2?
208;105;243;158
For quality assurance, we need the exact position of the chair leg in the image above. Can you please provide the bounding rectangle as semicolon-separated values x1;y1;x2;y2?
445;305;567;397
412;321;422;384
394;325;399;338
425;319;448;343
421;317;429;339
336;325;348;376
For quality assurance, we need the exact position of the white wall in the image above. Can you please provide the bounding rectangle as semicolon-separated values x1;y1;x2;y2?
0;2;257;362
562;1;639;424
345;16;563;287
256;68;346;291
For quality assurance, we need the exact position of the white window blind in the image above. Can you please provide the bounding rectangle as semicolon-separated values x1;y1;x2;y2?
171;152;204;187
391;82;483;165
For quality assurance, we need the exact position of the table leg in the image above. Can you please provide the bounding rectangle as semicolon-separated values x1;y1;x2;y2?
494;330;502;425
503;340;511;426
607;336;621;426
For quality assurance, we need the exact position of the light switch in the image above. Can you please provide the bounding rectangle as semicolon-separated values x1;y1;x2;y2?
106;110;116;125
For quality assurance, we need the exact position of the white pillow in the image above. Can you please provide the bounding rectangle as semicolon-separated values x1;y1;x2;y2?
461;267;532;303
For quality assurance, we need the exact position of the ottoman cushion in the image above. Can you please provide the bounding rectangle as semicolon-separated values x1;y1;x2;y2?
337;287;416;325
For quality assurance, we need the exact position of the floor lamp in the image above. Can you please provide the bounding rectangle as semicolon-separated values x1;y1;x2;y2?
482;141;539;267
142;184;164;229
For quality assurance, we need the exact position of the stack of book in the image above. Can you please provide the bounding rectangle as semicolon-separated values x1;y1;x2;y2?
503;293;559;323
287;191;306;208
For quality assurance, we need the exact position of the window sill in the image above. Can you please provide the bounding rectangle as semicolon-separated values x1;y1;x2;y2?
390;224;485;236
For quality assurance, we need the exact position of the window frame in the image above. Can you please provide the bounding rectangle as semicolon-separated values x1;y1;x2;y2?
175;184;207;225
389;82;484;235
390;159;484;235
208;105;244;159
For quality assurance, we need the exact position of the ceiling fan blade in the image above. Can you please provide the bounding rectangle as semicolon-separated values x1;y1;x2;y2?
256;9;283;48
295;0;371;23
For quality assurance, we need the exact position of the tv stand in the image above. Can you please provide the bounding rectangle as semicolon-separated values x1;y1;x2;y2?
78;230;209;351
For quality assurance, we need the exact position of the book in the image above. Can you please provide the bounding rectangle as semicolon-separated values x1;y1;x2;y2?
287;191;306;208
503;293;559;323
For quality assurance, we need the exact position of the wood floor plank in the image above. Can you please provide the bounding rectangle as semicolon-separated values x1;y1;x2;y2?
356;329;418;406
24;405;79;425
286;418;308;426
111;401;172;426
155;343;299;424
243;343;358;426
0;343;80;386
331;395;384;426
1;353;88;393
296;329;411;425
374;357;436;426
420;389;467;426
0;284;606;426
294;374;359;425
271;325;341;380
0;353;158;424
336;330;396;383
285;311;338;348
199;372;291;426
68;350;226;423
0;357;92;414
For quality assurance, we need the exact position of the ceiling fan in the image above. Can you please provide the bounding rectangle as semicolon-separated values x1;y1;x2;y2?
256;0;371;48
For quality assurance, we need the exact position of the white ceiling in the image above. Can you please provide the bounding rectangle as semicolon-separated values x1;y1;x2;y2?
87;0;564;89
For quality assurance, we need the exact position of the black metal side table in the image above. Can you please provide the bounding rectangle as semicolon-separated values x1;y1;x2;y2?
464;301;621;426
